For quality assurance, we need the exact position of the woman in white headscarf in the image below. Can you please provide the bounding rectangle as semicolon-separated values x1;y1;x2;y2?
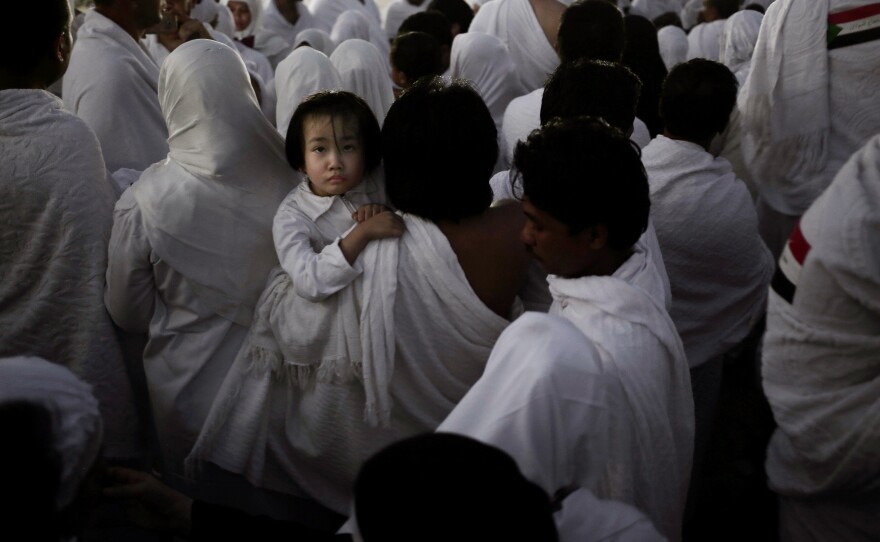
105;40;297;490
294;27;336;55
330;39;394;125
261;0;318;44
330;9;390;61
274;46;342;137
719;9;763;86
222;0;291;67
449;32;527;132
657;25;688;71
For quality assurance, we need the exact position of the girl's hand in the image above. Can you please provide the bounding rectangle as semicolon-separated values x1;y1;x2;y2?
353;203;391;223
362;211;406;240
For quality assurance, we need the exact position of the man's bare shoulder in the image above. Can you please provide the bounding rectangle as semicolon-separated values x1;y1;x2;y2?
529;0;566;48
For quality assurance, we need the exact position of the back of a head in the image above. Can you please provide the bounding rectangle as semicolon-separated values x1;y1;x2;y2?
707;0;740;19
382;77;496;222
514;117;649;250
557;0;625;63
540;60;642;132
354;433;558;542
622;15;664;70
398;10;454;49
660;58;738;142
1;0;69;81
427;0;474;33
391;32;443;84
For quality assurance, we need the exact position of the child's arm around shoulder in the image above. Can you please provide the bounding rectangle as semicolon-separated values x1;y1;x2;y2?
339;203;406;265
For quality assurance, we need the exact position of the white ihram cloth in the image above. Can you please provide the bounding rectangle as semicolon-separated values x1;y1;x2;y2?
330;9;390;62
221;0;292;67
438;313;666;542
294;27;336;55
686;19;724;60
642;136;774;368
0;357;103;511
382;0;425;39
189;215;510;513
630;0;682;21
450;32;527;132
261;0;318;44
63;9;167;173
719;10;763;86
275;46;342;137
546;243;693;541
0;89;138;460
308;0;382;31
762;135;880;541
658;25;688;71
105;41;296;480
679;0;702;30
739;0;880;217
470;0;560;91
330;39;395;125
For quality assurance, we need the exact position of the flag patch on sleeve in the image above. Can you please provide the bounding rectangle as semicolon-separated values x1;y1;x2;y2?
771;221;812;304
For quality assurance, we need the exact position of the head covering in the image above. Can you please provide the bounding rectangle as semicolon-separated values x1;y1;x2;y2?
132;39;296;326
657;25;688;71
450;32;527;131
630;0;683;21
274;46;342;137
330;39;394;125
221;0;262;39
719;9;763;85
261;0;318;41
330;9;373;45
679;0;702;30
294;27;336;55
0;356;102;511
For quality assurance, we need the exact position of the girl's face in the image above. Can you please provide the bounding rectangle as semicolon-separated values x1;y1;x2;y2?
228;1;252;31
301;114;365;197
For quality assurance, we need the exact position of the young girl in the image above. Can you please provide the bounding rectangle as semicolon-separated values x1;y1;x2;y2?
274;90;404;301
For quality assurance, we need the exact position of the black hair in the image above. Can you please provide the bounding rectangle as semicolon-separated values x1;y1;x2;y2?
398;10;453;48
707;0;740;19
653;12;683;29
540;59;642;133
355;433;559;542
0;0;69;77
390;32;443;83
660;58;738;142
285;90;382;174
557;0;625;63
743;3;765;14
382;77;496;222
622;15;667;136
426;0;474;33
514;116;649;250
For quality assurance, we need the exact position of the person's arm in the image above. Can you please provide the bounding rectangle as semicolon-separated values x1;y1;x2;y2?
338;205;405;265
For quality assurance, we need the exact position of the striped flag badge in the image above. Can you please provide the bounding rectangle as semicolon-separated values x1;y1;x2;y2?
770;222;812;304
828;3;880;49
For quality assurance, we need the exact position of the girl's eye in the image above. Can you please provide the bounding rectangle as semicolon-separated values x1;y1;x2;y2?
342;144;358;152
312;146;325;153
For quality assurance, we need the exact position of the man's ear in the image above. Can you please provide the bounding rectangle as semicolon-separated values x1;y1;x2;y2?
587;224;609;250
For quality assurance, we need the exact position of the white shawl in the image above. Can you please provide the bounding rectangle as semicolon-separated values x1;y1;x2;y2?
763;134;880;499
657;25;688;71
451;32;528;132
469;0;561;91
221;0;292;66
382;0;425;39
275;46;342;137
132;40;297;327
554;489;667;542
261;0;318;43
642;135;774;368
719;10;763;86
189;215;510;513
630;0;683;21
547;243;693;541
686;19;725;60
63;9;168;172
330;39;395;125
294;27;336;55
329;9;390;62
308;0;382;31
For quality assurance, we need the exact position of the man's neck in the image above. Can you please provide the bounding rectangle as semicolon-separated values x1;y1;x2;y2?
95;5;142;42
663;129;711;152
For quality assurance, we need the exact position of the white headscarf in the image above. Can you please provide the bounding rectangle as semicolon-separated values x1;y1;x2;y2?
330;39;394;125
719;9;763;86
679;0;702;30
450;32;527;131
261;0;318;41
275;46;342;137
132;40;296;326
294;27;336;55
331;9;372;44
222;0;263;38
657;25;688;71
0;356;102;511
631;0;683;21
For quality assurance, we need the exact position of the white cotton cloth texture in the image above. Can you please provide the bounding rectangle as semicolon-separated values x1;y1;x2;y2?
630;0;683;21
686;19;725;60
679;0;702;30
450;32;527;132
0;89;138;460
642;135;774;368
330;39;395;125
329;9;390;64
275;46;342;137
189;215;511;514
294;27;336;54
657;25;688;71
554;489;667;542
739;0;880;217
469;0;560;91
261;0;318;43
63;9;167;172
762;134;880;540
719;9;763;86
546;243;693;541
382;0;426;39
105;40;296;479
0;357;102;511
308;0;382;32
221;0;292;66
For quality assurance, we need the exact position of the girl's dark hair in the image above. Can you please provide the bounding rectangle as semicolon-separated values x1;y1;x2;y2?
285;90;382;174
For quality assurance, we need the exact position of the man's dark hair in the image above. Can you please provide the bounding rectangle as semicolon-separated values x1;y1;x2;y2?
285;90;382;174
427;0;474;33
514;117;649;250
557;0;625;63
707;0;740;19
1;0;69;76
653;12;683;29
660;58;738;142
540;59;642;132
382;77;496;222
391;32;443;83
743;3;765;13
398;10;453;48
